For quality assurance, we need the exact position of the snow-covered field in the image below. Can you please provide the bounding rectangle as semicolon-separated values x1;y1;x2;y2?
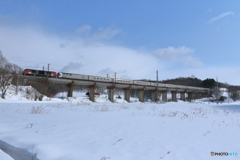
0;86;240;160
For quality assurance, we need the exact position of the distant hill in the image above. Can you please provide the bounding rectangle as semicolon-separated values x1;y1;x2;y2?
145;76;229;89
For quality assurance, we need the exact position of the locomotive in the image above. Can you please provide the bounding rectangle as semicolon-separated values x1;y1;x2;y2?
23;69;58;77
22;69;206;91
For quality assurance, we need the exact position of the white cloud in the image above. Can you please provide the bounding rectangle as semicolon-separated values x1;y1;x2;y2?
154;46;194;58
177;56;203;67
97;68;115;76
76;25;121;40
206;9;212;13
92;27;121;40
153;46;202;67
60;62;83;72
75;25;92;34
75;25;121;45
208;12;234;23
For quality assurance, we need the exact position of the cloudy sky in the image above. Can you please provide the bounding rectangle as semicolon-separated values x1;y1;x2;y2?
0;0;240;84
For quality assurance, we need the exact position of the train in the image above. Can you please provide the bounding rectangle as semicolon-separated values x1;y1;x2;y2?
22;68;207;91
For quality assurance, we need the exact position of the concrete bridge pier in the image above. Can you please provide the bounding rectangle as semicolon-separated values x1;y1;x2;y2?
89;85;96;102
162;91;168;102
180;92;186;101
187;92;193;101
67;81;75;97
138;89;145;102
171;91;177;102
124;88;131;102
151;91;156;102
194;92;201;99
108;87;115;102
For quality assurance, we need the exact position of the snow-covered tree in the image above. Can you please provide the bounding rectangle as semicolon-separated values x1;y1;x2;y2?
0;52;13;98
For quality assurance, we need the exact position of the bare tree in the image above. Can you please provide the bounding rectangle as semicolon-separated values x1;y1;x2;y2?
0;63;14;99
0;51;7;68
0;51;24;98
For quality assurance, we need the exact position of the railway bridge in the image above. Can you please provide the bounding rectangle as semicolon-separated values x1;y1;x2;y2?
20;75;209;103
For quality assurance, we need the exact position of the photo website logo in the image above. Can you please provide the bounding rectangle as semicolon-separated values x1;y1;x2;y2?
210;152;238;156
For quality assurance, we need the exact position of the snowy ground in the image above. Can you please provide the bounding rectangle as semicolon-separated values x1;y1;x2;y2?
0;87;240;160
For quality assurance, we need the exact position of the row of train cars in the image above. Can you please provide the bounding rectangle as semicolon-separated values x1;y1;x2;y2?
23;69;208;91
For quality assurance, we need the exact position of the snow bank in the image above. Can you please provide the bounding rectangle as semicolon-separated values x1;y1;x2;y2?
0;140;38;160
0;149;13;160
0;85;49;101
